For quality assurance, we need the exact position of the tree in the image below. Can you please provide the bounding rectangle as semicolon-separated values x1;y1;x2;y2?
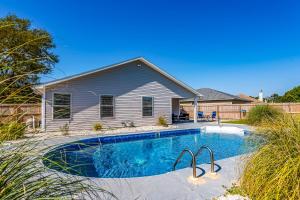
281;86;300;102
0;15;58;103
267;93;282;103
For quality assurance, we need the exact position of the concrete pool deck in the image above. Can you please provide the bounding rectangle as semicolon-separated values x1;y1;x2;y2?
36;122;250;200
88;155;245;200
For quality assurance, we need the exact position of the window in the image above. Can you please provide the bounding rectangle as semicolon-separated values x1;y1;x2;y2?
100;95;114;118
53;93;71;119
142;96;153;117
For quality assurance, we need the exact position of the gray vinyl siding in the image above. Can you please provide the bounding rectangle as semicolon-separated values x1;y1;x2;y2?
44;60;195;131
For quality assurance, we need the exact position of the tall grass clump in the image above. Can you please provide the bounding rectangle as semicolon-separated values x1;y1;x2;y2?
240;115;300;200
0;121;26;141
0;141;116;199
247;105;283;125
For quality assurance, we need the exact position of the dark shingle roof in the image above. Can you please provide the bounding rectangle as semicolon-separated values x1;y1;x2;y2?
182;88;251;102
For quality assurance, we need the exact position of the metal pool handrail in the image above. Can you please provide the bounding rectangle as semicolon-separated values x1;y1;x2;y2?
173;148;197;178
193;145;215;173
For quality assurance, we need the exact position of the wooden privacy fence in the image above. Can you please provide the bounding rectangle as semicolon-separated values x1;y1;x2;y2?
0;104;41;123
1;103;300;123
181;103;300;120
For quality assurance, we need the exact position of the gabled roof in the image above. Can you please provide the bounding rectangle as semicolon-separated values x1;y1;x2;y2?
182;88;251;102
34;57;202;96
238;93;260;103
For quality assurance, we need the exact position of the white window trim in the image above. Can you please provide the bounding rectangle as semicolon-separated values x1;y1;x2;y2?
142;96;154;118
52;92;72;120
99;94;115;119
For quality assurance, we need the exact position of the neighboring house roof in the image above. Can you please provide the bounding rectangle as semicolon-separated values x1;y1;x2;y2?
238;93;260;103
182;88;251;102
34;57;202;97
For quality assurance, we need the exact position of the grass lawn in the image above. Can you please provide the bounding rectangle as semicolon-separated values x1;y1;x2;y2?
222;119;249;125
223;114;300;125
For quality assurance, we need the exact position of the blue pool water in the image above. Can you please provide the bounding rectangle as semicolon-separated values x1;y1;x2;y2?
44;129;250;178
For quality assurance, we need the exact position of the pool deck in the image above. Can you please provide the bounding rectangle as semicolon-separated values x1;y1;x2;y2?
88;155;245;200
38;122;249;200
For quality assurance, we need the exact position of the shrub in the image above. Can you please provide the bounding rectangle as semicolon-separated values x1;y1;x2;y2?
247;105;282;125
240;115;300;199
0;121;26;142
122;121;135;128
158;116;168;127
128;121;135;127
93;123;102;131
59;123;69;136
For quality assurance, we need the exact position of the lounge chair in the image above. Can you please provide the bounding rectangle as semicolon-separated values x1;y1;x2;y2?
198;111;205;121
211;111;217;121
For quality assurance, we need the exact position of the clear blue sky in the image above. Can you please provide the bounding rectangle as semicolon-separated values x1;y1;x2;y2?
1;0;300;97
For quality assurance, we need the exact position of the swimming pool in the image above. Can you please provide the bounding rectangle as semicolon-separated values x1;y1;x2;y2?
44;128;250;178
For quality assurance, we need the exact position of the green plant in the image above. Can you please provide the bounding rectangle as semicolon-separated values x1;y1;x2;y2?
59;123;69;136
93;123;102;131
225;184;246;196
240;115;300;199
0;15;58;103
0;121;26;142
0;141;116;199
222;119;249;125
281;86;300;102
247;105;282;125
158;116;168;127
293;113;300;122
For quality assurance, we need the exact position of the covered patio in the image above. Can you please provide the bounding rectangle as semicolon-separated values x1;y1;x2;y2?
172;96;200;123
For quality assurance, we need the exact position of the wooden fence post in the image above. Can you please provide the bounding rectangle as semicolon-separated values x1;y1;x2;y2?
239;105;242;119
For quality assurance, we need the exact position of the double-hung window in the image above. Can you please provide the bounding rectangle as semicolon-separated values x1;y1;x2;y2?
100;95;114;118
142;96;153;117
53;93;71;119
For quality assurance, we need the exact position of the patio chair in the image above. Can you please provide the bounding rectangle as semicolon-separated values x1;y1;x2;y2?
198;111;205;120
211;111;217;121
179;109;189;120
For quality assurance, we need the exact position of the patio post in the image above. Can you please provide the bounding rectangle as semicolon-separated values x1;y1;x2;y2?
193;96;199;123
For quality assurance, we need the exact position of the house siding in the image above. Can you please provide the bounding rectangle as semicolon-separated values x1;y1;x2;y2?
45;61;195;131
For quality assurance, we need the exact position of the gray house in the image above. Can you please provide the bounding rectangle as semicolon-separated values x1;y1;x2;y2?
35;57;201;132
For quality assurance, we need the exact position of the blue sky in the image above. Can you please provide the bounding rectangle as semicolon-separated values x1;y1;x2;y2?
1;0;300;96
